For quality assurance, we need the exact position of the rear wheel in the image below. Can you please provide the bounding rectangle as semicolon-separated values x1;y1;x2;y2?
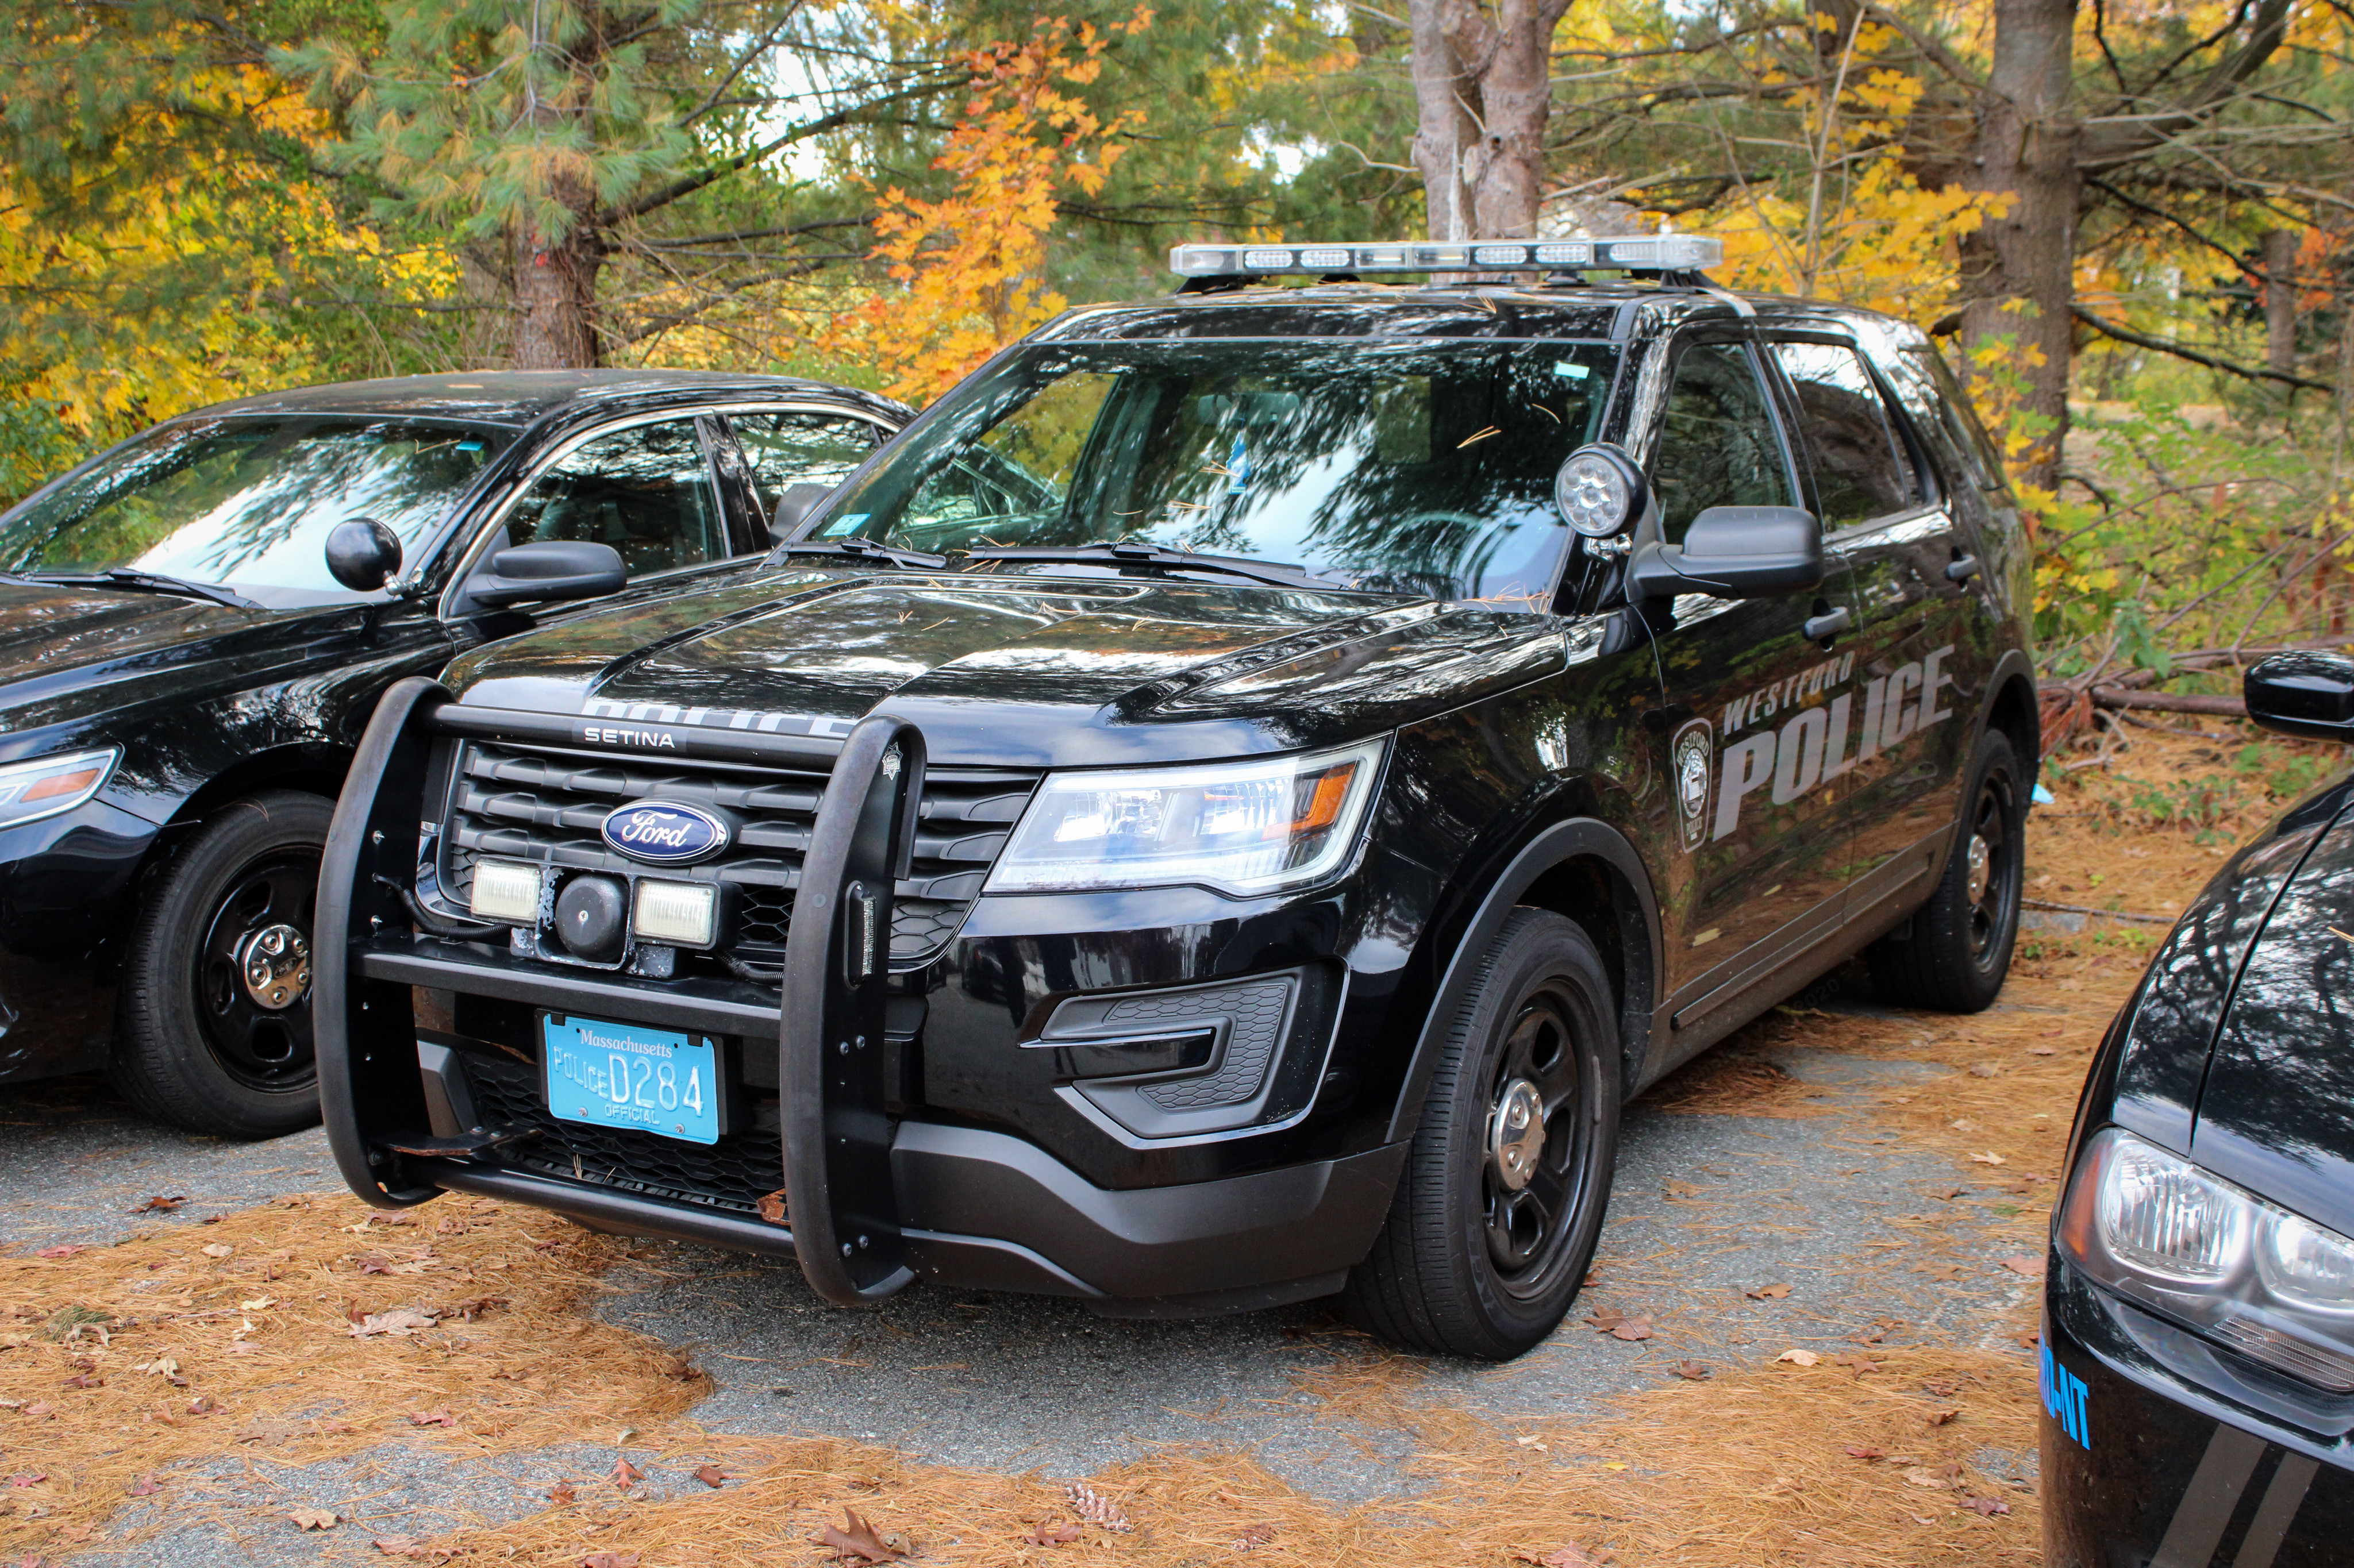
110;791;329;1138
1868;729;2026;1012
1344;909;1620;1360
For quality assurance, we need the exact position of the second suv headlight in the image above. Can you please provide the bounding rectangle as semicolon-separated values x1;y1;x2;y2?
986;738;1386;896
0;747;120;830
2057;1127;2354;1390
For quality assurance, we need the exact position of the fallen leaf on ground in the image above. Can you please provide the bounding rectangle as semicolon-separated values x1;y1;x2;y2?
1671;1360;1710;1380
694;1465;728;1488
1967;1063;2000;1078
1776;1348;1820;1367
2001;1255;2044;1277
547;1483;576;1505
240;1297;277;1311
127;1475;160;1497
1970;1151;2007;1166
287;1507;339;1530
1924;1408;1958;1427
10;1474;47;1486
408;1409;452;1427
1608;1315;1653;1342
347;1309;437;1338
1964;1494;2013;1516
1024;1522;1083;1546
1931;1185;1965;1200
1230;1525;1276;1552
1065;1480;1132;1532
30;1246;80;1259
1522;1546;1613;1567
1745;1282;1792;1300
2028;1044;2057;1056
815;1508;906;1563
1843;1446;1886;1460
201;1243;232;1258
610;1458;641;1490
130;1196;186;1214
578;1555;638;1568
374;1538;451;1561
1585;1305;1628;1331
1918;1263;1966;1281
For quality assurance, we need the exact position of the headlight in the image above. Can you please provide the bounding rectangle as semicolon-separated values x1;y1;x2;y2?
2057;1127;2354;1390
985;739;1386;896
0;748;119;829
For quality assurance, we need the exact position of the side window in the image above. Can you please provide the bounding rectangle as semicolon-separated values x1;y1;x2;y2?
1769;341;1920;530
506;419;724;578
1651;342;1795;545
729;412;882;517
1903;346;2013;494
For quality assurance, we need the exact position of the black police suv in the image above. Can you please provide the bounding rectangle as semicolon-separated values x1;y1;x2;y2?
0;370;907;1136
316;236;2040;1358
2043;652;2354;1562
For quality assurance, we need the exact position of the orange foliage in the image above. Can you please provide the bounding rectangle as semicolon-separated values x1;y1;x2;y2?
822;9;1151;406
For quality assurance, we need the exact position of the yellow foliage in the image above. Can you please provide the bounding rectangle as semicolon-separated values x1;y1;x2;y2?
820;10;1152;406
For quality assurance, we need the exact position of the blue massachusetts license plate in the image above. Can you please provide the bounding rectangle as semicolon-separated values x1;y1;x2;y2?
541;1013;721;1145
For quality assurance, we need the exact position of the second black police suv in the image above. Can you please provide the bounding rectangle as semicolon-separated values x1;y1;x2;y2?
317;237;2040;1358
2043;652;2354;1563
0;370;905;1135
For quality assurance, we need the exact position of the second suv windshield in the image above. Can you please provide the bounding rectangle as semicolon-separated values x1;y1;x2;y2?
0;417;512;594
799;340;1617;604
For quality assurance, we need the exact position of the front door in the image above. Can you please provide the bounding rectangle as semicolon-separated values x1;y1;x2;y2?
1643;336;1861;1019
1763;334;1981;926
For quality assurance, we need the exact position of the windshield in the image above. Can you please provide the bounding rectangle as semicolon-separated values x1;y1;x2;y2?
0;417;513;592
800;341;1617;604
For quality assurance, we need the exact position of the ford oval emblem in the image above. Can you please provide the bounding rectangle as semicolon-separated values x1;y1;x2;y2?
601;800;729;865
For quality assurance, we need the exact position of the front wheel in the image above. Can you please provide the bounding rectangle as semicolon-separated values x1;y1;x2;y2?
1344;908;1621;1360
109;791;330;1138
1868;729;2026;1012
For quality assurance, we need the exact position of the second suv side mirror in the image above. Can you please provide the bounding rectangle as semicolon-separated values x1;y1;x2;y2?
1629;504;1825;600
767;481;834;544
467;540;627;609
2246;651;2354;739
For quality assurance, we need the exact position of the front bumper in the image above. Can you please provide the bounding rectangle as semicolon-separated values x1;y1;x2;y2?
0;796;157;1082
2043;1254;2354;1566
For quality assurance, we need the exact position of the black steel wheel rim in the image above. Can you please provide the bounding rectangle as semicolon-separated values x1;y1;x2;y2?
1481;981;1595;1298
194;849;320;1092
1967;769;2021;968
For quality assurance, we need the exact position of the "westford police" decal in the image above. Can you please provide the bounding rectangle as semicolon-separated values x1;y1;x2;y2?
1673;644;1960;849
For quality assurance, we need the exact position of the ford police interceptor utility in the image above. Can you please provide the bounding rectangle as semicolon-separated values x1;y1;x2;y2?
314;236;2039;1358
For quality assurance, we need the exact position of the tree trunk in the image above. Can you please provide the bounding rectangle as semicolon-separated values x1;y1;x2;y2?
1408;0;1573;241
512;219;603;370
2264;228;2298;375
1957;0;2080;491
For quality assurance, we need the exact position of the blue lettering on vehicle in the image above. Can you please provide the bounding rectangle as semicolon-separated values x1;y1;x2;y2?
2041;1340;2091;1450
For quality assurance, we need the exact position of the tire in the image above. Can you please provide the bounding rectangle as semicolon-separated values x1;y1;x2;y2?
1344;908;1621;1360
1868;729;2026;1013
109;790;330;1138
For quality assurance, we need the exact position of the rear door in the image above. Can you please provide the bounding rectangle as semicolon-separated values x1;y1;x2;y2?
1642;333;1862;1016
1761;333;1982;928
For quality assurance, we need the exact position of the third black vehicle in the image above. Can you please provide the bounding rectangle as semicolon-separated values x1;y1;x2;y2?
2042;651;2354;1563
316;236;2040;1357
0;369;907;1134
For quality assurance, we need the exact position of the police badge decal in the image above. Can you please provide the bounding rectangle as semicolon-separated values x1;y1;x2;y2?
1671;718;1714;853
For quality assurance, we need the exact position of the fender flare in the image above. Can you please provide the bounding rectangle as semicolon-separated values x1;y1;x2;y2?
1382;816;1663;1145
1977;646;2041;763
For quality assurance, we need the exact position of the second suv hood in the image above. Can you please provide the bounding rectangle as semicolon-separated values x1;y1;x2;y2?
2179;784;2354;1238
444;568;1571;766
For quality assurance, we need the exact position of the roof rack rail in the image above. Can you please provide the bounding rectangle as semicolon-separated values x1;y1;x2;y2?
1167;236;1722;285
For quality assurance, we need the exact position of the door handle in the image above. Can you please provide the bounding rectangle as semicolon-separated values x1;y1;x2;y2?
1803;606;1852;641
1945;554;1982;582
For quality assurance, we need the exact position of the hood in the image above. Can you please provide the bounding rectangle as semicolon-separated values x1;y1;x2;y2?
2172;782;2354;1237
444;568;1571;767
0;580;270;741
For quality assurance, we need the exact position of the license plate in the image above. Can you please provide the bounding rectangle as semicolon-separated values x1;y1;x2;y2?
541;1013;722;1145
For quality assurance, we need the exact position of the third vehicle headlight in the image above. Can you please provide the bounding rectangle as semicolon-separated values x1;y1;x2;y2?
2057;1126;2354;1390
0;746;119;830
986;738;1387;896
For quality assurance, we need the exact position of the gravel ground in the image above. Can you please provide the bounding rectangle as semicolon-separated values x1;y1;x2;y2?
0;972;2047;1562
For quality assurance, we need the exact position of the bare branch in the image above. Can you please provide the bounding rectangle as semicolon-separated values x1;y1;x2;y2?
2070;303;2333;392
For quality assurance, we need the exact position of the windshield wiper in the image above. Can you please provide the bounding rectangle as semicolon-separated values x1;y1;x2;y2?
774;539;948;571
27;568;257;610
960;542;1341;592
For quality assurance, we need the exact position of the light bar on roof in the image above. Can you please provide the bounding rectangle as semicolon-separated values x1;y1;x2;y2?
1168;235;1724;279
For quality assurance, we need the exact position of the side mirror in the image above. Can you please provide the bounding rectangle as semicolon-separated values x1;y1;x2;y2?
1629;505;1824;600
325;518;403;593
2245;652;2354;739
767;481;834;545
467;540;626;609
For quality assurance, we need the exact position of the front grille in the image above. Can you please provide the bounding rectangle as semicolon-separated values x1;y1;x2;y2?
462;1049;784;1216
436;739;1037;972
